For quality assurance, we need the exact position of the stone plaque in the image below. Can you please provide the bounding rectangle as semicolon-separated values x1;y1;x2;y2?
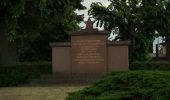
71;35;107;74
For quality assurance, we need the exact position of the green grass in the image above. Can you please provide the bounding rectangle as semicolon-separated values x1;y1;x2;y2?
0;85;87;100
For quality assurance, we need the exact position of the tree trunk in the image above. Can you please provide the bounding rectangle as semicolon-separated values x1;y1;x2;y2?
166;35;170;61
0;12;17;65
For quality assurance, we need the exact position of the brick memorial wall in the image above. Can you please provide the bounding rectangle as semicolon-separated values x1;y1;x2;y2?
50;18;130;74
71;35;107;74
73;39;105;64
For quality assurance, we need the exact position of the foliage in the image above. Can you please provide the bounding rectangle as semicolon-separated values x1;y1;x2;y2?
0;0;85;61
0;61;51;86
66;71;170;100
130;61;170;71
89;0;170;61
0;0;85;39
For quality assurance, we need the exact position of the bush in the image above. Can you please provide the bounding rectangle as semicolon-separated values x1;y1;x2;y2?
130;61;170;70
66;71;170;100
0;61;51;86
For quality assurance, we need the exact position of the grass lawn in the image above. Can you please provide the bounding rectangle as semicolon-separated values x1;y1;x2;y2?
0;84;87;100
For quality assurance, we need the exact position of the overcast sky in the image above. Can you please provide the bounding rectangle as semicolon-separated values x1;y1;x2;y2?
77;0;110;20
75;0;110;29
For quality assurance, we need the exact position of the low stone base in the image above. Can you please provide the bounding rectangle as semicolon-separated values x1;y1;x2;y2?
26;73;104;86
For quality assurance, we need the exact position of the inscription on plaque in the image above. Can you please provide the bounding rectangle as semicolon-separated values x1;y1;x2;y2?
73;39;105;64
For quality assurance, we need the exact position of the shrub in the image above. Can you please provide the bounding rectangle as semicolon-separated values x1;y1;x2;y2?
66;71;170;100
130;61;170;70
0;61;51;86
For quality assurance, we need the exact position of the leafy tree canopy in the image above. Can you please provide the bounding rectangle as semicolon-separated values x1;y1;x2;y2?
89;0;170;61
0;0;85;61
0;0;85;40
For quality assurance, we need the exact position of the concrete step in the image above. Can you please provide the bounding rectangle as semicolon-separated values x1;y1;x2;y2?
26;74;104;86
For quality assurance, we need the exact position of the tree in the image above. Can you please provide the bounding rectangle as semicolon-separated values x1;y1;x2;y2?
0;0;85;63
89;0;170;61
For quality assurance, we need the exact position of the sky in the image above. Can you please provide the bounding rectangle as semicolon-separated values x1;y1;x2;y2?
77;0;110;20
75;0;110;29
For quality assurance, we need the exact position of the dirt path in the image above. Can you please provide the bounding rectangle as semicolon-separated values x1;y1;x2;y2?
0;84;87;100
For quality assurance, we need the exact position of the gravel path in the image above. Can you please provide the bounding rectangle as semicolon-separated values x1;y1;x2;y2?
0;84;87;100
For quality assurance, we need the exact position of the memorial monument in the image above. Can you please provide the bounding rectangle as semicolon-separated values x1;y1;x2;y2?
50;18;130;75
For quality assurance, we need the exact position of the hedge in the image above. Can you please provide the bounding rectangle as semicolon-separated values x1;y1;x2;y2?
0;61;52;86
130;61;170;70
66;71;170;100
